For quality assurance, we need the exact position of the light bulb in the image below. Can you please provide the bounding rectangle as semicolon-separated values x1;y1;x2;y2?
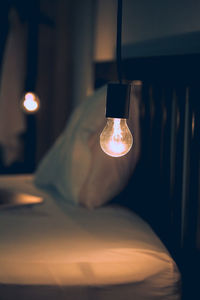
21;92;40;114
100;118;133;157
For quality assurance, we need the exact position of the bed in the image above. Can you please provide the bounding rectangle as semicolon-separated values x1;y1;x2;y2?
0;175;180;300
1;53;200;300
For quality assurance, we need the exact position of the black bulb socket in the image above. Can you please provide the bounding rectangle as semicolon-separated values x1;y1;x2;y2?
106;82;131;119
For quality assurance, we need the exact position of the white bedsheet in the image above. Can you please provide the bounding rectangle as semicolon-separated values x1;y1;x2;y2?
0;175;181;300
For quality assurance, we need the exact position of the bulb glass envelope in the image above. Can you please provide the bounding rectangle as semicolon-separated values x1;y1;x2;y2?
21;92;40;114
100;118;133;157
100;82;133;157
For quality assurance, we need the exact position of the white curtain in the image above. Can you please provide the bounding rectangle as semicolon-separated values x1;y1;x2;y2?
71;0;96;108
36;0;96;162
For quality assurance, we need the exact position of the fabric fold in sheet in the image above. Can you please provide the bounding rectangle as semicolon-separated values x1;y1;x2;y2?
0;175;181;300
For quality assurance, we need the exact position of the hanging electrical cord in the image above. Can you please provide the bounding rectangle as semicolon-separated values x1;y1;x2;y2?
116;0;122;83
21;0;41;115
100;0;133;158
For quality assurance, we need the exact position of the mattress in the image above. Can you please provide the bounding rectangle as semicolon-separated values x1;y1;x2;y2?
0;175;181;300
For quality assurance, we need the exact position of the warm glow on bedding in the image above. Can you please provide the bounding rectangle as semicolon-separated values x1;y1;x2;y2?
0;249;173;285
0;175;180;300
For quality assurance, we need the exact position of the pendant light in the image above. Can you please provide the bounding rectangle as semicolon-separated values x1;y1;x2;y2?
100;0;133;157
21;1;40;114
21;91;40;114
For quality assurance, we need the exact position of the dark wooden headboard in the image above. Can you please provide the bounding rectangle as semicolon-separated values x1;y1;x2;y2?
95;54;200;299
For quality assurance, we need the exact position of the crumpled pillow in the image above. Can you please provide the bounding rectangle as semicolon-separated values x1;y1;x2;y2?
35;84;140;208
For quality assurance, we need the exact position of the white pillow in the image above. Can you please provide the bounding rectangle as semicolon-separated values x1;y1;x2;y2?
35;84;140;208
